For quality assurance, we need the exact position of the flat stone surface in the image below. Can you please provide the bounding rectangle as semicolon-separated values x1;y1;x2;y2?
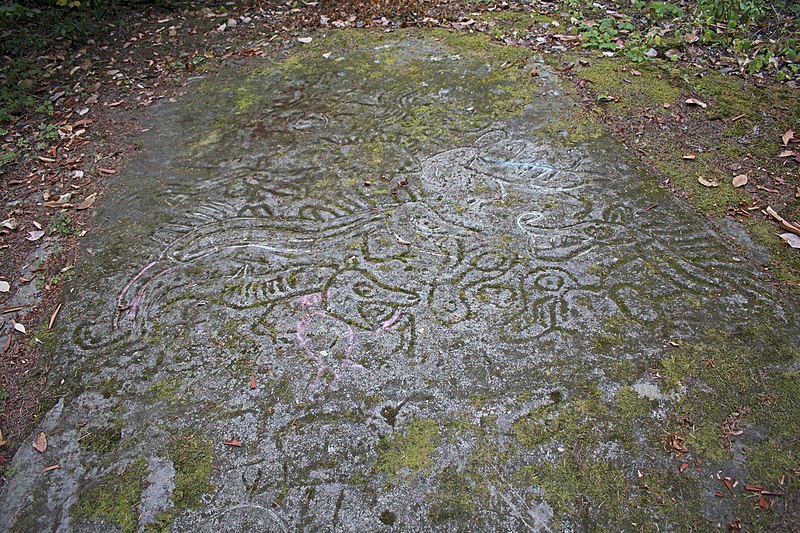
2;30;798;531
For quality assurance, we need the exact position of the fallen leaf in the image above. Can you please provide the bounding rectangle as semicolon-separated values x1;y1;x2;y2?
530;67;538;76
630;68;641;76
682;153;696;160
297;37;313;44
1;218;17;231
679;462;689;473
714;490;725;498
250;371;257;389
32;432;47;453
0;281;9;293
782;129;795;146
223;437;241;447
0;429;5;446
43;465;60;473
779;150;796;158
758;495;771;509
723;477;734;494
13;322;26;334
396;238;412;246
779;233;800;249
49;302;62;330
698;176;719;187
745;484;763;492
684;32;699;43
98;168;117;174
732;174;748;188
795;186;800;198
27;230;45;241
76;193;97;210
322;52;332;59
685;98;708;108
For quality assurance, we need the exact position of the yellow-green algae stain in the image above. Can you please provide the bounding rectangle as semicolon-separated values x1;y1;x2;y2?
215;27;539;165
375;418;440;481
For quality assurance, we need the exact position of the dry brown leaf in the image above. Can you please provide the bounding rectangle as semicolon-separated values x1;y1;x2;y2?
685;98;707;108
76;193;97;211
779;150;796;157
782;129;795;146
758;495;771;509
0;429;6;447
43;465;61;473
795;186;800;198
732;174;748;188
682;153;696;160
223;437;241;447
250;371;257;390
32;432;47;453
698;176;719;187
98;168;117;174
723;477;734;494
679;462;689;473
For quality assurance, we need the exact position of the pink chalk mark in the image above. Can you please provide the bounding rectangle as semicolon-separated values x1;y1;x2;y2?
126;268;169;322
376;309;403;332
113;256;163;329
294;293;361;381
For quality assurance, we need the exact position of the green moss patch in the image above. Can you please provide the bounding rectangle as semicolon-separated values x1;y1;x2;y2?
376;418;440;481
579;58;682;111
72;458;148;533
427;465;479;524
80;419;123;455
656;326;800;526
146;377;182;403
168;435;214;511
149;434;214;530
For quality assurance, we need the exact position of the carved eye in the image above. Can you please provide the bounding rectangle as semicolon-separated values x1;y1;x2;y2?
534;273;565;292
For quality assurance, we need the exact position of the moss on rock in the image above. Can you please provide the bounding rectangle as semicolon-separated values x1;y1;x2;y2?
72;458;148;533
376;418;440;481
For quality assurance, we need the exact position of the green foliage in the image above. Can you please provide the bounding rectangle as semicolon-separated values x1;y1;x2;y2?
580;18;633;51
37;122;59;148
651;2;685;19
697;0;765;25
50;211;76;236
